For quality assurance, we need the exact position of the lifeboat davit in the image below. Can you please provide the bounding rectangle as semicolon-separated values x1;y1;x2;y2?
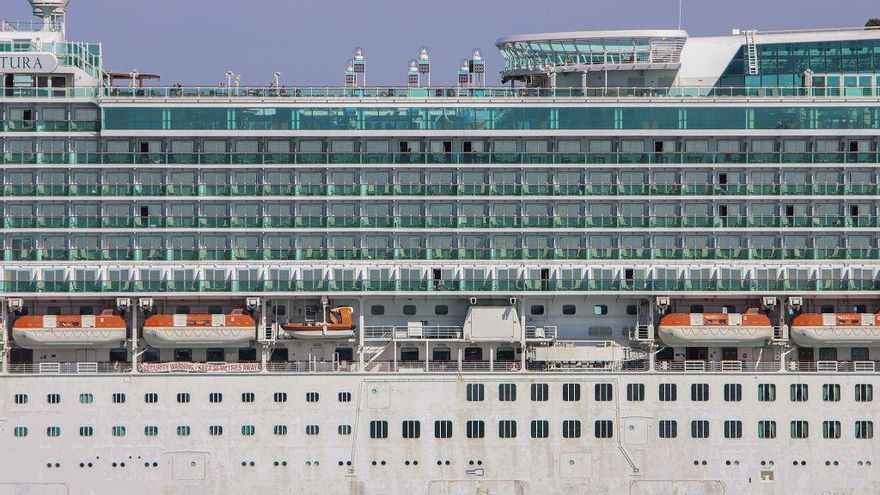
142;309;255;348
657;308;774;347
790;313;880;347
281;306;356;340
12;309;127;349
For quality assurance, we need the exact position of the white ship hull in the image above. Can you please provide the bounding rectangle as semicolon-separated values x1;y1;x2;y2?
0;372;878;495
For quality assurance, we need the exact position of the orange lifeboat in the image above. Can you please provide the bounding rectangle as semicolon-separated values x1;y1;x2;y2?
657;308;774;347
142;309;255;348
12;309;127;349
281;306;356;340
790;312;880;347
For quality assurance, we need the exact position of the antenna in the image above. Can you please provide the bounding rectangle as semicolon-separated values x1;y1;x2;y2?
28;0;69;34
407;59;419;87
677;0;684;30
352;47;366;87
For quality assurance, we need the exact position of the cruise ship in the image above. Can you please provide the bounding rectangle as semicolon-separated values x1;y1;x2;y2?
1;0;880;493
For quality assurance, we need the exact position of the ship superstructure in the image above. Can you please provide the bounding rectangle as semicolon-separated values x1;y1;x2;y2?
1;1;880;494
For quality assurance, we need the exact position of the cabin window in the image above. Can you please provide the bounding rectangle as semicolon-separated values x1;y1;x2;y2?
594;420;614;439
47;426;62;437
402;305;417;316
822;384;841;402
144;393;158;404
370;420;388;439
305;425;320;435
434;420;453;439
241;425;256;436
432;347;451;361
659;420;677;438
79;426;94;437
47;393;61;404
563;420;582;439
659;383;677;401
400;347;419;361
691;383;709;401
853;304;867;313
562;383;581;402
626;304;638;315
144;426;158;437
176;426;191;437
175;306;190;314
79;393;93;404
690;305;704;313
270;348;289;362
758;420;776;439
241;392;255;403
205;348;224;361
852;348;870;361
593;305;609;315
306;392;320;403
530;305;545;315
724;420;742;439
562;305;576;315
14;394;27;404
856;421;874;439
78;306;94;315
401;419;422;438
177;393;190;403
335;347;354;362
595;383;613;401
721;305;735;314
14;427;28;437
758;384;776;401
790;420;809;439
273;392;287;403
498;383;517;402
141;349;160;362
111;426;125;437
464;347;483;361
209;425;223;436
209;392;223;403
238;348;257;362
724;384;742;402
626;384;645;401
822;421;841;439
691;420;710;438
820;305;834;313
338;392;352;402
109;348;127;362
434;305;449;315
370;305;385;316
530;420;550;439
496;347;515;361
112;393;126;404
531;383;549;402
173;348;192;362
466;420;485;439
338;425;352;435
498;420;517;439
273;425;288;436
856;384;873;402
466;384;484;402
790;384;809;402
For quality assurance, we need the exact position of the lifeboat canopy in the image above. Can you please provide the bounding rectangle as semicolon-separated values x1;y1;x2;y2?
790;312;880;347
12;308;127;349
657;308;774;347
142;309;255;348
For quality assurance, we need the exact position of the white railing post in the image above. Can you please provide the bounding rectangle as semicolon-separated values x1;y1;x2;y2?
130;301;139;374
358;302;365;372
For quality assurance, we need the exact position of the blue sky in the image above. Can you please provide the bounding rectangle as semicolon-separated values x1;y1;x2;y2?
5;0;878;85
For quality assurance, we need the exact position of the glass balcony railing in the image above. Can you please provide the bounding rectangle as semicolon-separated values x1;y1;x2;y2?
4;276;875;294
1;151;878;167
92;84;880;101
3;247;877;263
0;214;873;231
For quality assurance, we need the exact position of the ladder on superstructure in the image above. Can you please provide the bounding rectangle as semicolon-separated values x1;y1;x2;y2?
745;30;759;75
